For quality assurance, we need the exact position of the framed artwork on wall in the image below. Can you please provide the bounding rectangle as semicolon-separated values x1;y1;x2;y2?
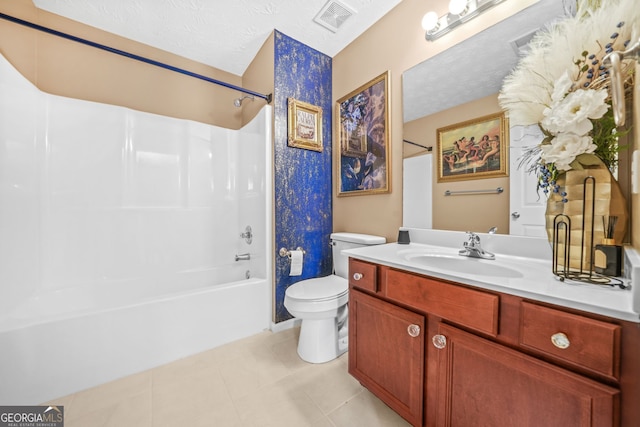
336;71;390;196
436;112;509;182
287;98;323;152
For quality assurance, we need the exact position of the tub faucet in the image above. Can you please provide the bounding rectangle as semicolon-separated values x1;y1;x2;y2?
235;253;251;261
240;225;253;244
459;232;495;260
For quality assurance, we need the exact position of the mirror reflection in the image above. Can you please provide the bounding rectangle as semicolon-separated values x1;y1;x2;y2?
403;0;567;124
401;0;633;238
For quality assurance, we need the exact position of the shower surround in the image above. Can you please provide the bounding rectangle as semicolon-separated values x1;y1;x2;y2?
0;54;273;404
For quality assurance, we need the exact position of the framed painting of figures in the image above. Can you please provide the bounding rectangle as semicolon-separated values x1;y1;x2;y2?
436;112;508;182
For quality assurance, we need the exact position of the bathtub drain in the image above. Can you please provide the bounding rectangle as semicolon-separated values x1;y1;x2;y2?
245;270;251;279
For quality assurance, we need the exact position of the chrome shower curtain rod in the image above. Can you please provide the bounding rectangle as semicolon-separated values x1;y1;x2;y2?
0;12;272;104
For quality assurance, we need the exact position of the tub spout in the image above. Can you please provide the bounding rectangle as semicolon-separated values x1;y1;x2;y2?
235;253;251;261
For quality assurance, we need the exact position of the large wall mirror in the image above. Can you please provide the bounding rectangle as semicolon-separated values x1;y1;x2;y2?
401;0;634;238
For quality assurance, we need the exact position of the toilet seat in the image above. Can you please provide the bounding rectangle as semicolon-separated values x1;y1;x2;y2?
285;275;348;302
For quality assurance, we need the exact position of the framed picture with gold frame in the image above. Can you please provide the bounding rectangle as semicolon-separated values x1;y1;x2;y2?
288;98;323;152
436;112;509;182
336;71;391;196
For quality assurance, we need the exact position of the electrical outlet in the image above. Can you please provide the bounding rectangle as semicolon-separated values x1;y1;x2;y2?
623;248;640;314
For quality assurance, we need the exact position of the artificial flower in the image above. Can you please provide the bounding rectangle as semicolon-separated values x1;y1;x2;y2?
540;133;597;171
498;0;637;190
541;87;609;136
550;71;574;103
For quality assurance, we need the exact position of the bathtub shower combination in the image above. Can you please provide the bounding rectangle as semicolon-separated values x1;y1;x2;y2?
0;54;273;404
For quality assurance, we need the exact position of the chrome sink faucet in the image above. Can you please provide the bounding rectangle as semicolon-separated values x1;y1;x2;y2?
459;231;495;260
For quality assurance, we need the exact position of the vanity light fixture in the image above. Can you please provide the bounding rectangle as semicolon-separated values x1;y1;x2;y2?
422;0;507;41
448;0;469;16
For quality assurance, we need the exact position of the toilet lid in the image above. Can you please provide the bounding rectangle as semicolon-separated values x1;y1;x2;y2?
286;275;348;301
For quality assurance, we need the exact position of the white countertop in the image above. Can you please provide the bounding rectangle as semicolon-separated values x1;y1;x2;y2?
343;229;640;323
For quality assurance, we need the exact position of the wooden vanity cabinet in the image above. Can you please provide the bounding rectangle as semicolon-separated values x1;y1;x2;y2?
348;258;639;427
349;289;425;426
432;323;618;427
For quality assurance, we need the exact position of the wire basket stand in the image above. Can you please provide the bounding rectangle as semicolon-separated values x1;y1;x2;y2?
551;176;628;289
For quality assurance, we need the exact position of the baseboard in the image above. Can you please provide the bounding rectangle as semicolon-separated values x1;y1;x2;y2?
270;317;301;333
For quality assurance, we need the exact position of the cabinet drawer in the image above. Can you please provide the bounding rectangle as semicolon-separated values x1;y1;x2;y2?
520;302;621;380
386;268;499;336
349;258;378;292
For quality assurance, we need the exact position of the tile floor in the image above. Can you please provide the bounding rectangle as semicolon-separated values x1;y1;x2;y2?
44;327;411;426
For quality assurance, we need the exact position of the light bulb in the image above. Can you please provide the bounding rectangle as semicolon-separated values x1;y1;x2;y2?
448;0;468;15
421;11;439;31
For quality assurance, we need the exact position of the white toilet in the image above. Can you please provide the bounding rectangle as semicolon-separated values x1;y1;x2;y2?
284;232;386;363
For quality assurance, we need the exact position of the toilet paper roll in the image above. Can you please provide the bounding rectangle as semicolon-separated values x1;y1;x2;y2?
289;250;304;276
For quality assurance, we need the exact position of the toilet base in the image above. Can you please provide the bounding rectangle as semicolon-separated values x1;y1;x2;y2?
297;317;347;363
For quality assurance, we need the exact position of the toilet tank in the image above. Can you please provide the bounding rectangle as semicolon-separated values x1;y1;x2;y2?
331;232;386;279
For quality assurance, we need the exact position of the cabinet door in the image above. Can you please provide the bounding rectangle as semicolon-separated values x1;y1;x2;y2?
432;323;619;427
349;289;424;427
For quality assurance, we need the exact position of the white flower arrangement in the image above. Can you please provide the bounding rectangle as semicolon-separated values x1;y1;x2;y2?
498;0;638;196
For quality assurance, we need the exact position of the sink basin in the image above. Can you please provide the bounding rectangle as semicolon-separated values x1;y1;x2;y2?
403;253;524;278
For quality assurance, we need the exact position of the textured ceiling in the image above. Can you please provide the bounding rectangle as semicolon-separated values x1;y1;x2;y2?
402;0;569;122
33;0;403;76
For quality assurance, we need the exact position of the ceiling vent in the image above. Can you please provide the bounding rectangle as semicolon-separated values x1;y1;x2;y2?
313;0;356;33
510;29;538;56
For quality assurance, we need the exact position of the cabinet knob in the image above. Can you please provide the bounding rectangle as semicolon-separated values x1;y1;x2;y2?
352;272;363;281
407;324;421;337
551;332;570;349
432;334;447;349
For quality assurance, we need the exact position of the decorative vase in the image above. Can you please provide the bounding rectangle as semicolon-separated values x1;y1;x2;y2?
545;161;628;272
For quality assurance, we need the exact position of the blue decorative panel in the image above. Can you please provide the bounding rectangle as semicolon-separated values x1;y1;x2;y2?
274;31;333;323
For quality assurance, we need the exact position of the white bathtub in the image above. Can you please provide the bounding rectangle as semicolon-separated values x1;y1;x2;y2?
0;271;270;405
0;55;274;405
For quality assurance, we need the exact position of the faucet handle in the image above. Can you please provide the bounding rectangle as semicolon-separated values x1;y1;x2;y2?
463;232;481;250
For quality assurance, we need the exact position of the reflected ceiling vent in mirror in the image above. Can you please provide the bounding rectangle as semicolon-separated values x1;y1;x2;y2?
510;30;538;57
314;0;356;33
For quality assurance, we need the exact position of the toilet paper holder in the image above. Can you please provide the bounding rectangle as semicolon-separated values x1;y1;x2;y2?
279;247;306;259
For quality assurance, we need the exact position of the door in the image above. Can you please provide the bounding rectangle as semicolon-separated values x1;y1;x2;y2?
403;154;432;229
349;289;425;426
432;323;619;427
509;124;547;237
